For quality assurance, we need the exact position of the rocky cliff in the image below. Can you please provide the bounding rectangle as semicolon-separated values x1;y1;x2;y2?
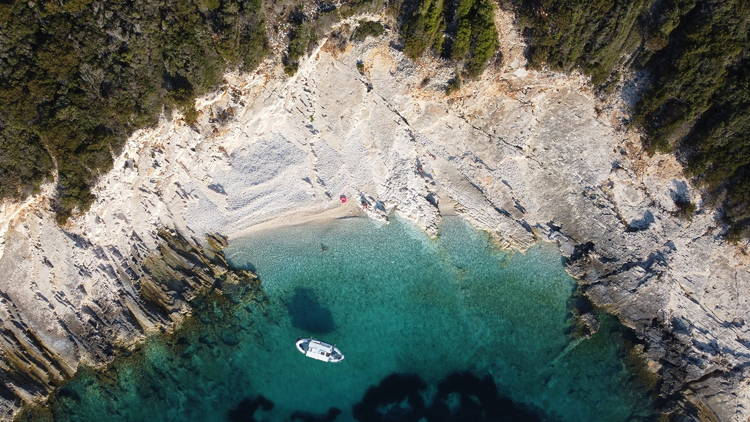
0;9;748;421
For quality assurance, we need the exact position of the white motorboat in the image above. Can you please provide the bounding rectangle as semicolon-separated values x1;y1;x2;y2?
295;338;345;363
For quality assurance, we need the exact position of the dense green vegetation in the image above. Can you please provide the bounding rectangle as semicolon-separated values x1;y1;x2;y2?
351;20;386;42
399;0;499;77
0;0;268;222
282;7;315;76
0;0;746;238
512;0;648;86
0;127;52;200
513;0;750;238
282;0;387;76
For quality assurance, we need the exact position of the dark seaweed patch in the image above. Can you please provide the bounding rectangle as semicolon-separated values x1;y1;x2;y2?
291;407;342;421
427;372;542;421
353;373;428;421
352;372;544;422
227;395;274;422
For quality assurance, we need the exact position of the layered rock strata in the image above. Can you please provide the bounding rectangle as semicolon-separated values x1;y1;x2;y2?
0;228;258;420
0;11;748;421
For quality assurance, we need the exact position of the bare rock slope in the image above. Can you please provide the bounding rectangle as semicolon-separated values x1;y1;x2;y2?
1;14;748;421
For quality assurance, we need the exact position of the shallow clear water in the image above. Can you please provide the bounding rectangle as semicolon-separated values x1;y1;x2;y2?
31;217;656;421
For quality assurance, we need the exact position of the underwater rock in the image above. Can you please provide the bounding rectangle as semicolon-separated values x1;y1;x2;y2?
353;371;544;422
428;372;542;422
2;230;260;421
227;395;275;422
352;373;428;422
576;313;601;338
290;407;342;422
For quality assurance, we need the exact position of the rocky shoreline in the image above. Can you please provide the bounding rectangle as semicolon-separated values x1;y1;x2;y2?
0;227;259;420
0;10;748;421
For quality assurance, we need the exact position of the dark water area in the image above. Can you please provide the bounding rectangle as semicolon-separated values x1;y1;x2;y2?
24;217;657;421
351;372;541;422
287;288;336;334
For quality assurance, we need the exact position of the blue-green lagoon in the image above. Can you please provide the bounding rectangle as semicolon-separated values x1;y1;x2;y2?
28;217;656;421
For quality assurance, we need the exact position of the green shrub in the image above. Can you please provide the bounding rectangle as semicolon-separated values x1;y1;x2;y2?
351;20;386;42
450;18;472;60
464;0;498;77
398;0;498;77
445;74;462;94
283;9;316;76
401;0;446;59
338;0;383;18
673;198;697;220
0;128;53;200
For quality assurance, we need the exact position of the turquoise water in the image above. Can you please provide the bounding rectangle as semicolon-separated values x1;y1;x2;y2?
31;217;656;421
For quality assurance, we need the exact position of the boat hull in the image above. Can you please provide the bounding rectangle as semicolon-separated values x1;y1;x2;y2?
295;338;344;363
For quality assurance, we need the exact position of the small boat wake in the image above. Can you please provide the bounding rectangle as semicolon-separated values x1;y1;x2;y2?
295;338;345;363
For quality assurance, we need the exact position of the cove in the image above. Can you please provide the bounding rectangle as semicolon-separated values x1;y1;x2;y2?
25;217;656;421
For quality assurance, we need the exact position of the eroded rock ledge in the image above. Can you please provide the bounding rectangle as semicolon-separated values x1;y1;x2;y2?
0;10;748;422
0;229;258;420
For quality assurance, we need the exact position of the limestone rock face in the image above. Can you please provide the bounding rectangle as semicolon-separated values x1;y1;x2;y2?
0;14;748;422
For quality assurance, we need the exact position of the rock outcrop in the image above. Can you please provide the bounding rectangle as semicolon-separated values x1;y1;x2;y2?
0;225;258;420
0;10;747;421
